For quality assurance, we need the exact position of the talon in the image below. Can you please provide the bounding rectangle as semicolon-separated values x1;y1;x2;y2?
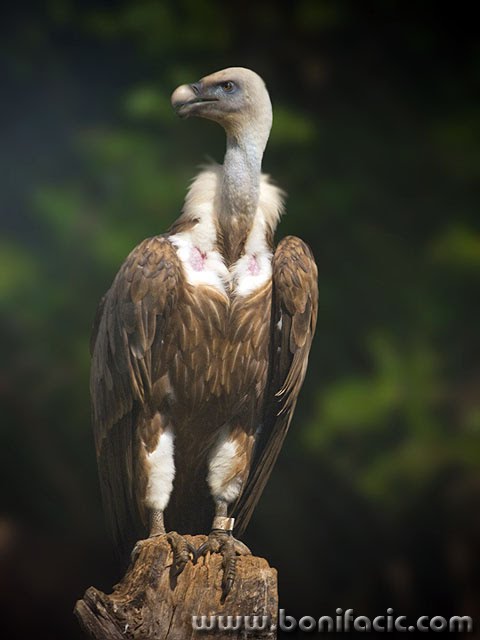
130;538;147;564
171;552;188;576
222;553;237;599
196;531;224;557
187;541;198;563
172;560;186;577
195;541;210;560
131;544;140;564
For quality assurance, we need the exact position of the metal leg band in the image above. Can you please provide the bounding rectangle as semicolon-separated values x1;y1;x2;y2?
212;516;235;532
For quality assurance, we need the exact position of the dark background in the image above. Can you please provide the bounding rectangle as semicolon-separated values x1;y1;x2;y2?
1;1;479;638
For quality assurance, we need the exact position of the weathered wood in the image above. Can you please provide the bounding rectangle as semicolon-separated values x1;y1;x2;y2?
74;534;278;639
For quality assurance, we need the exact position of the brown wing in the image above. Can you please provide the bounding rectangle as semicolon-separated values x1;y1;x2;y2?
233;235;318;535
90;235;183;553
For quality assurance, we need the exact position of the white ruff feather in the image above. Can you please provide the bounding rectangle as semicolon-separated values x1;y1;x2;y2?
231;211;273;296
145;427;175;511
169;164;284;296
169;234;229;292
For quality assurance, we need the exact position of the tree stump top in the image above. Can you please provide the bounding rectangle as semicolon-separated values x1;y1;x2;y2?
75;535;278;639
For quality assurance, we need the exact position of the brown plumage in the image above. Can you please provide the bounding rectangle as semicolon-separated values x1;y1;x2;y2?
90;68;318;561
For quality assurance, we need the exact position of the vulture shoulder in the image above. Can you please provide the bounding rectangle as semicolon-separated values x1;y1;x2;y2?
234;235;318;535
90;235;183;551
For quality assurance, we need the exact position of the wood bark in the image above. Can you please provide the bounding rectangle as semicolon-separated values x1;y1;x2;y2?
74;534;278;639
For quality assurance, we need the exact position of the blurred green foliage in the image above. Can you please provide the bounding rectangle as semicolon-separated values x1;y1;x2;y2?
1;1;479;637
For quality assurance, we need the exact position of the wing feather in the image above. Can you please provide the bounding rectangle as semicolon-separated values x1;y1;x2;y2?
233;235;318;535
90;235;183;553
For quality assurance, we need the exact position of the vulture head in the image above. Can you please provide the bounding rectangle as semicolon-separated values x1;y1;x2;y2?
171;67;272;152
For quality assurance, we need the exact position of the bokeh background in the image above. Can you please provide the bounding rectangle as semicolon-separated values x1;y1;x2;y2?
1;1;479;638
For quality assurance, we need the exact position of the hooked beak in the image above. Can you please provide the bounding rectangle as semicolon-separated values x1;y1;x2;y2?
171;82;218;118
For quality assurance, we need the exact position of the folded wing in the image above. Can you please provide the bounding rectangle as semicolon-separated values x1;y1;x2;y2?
233;235;318;534
90;236;183;552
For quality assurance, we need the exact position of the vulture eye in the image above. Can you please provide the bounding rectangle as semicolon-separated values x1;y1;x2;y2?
221;81;235;93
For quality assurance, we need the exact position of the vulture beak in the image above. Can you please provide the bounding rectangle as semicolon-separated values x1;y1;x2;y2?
171;82;218;118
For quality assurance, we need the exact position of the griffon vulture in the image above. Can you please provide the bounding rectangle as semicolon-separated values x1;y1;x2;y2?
90;67;318;596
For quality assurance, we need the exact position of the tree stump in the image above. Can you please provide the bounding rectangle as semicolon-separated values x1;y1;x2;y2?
74;535;278;639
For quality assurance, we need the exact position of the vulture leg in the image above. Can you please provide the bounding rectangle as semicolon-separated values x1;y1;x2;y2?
132;422;196;576
196;430;253;598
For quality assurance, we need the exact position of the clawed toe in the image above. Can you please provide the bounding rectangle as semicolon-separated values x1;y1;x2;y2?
131;532;195;578
196;531;251;599
130;537;149;564
231;537;251;555
167;531;197;576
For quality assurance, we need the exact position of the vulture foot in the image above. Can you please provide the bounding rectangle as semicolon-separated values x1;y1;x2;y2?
196;530;251;599
130;531;196;577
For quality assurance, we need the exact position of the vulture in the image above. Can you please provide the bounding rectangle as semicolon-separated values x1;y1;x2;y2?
90;67;318;596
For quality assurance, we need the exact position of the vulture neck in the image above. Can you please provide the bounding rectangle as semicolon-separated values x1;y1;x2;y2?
219;130;264;264
221;132;262;218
